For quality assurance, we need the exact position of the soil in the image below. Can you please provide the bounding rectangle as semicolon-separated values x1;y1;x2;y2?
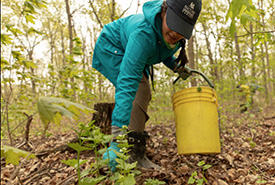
1;108;275;185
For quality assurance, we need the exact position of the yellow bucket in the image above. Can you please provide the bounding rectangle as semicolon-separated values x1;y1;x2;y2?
172;86;221;155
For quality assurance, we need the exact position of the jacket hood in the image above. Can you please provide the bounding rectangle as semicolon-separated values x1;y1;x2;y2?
143;0;163;39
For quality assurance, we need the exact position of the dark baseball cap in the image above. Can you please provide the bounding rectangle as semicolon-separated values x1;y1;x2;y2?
166;0;202;39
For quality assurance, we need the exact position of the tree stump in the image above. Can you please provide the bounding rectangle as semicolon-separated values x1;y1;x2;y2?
91;102;115;135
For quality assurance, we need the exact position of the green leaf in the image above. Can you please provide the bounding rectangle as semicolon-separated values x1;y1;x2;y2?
114;150;129;160
53;112;62;126
24;1;36;12
28;27;42;35
197;161;205;166
240;13;254;25
1;34;13;45
103;135;114;143
25;14;36;24
22;60;37;69
188;176;196;184
37;97;94;126
1;145;36;166
203;164;212;170
73;46;83;55
6;24;23;36
191;171;197;177
61;159;88;168
80;176;106;185
67;143;92;153
116;161;137;172
1;57;9;68
229;21;236;38
80;169;90;178
118;174;136;185
197;178;204;185
144;179;166;185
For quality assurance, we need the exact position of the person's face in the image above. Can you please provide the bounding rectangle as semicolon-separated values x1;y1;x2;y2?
162;13;184;44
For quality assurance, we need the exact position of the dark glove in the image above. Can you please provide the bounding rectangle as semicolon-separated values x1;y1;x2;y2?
177;66;192;80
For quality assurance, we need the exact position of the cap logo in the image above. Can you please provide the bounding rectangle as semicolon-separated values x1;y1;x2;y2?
182;2;196;19
190;2;195;9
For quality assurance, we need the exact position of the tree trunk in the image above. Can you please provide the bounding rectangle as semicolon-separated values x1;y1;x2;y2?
250;24;256;79
91;102;115;135
28;50;36;94
202;23;218;81
260;43;269;103
260;0;272;103
65;0;76;100
234;32;244;79
111;0;116;22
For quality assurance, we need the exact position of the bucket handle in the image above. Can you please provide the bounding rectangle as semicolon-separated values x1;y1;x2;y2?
173;69;215;88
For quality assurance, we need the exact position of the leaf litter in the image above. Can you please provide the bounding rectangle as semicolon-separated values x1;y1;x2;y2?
1;109;274;185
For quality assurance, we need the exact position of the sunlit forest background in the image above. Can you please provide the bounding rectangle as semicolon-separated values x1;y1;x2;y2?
1;0;274;145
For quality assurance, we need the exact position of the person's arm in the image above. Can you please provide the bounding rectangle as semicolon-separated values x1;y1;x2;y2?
163;55;177;71
111;30;153;128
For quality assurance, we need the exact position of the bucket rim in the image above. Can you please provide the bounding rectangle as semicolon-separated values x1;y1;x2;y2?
173;86;218;100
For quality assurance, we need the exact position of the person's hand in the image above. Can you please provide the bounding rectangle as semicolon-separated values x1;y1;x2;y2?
177;66;192;80
103;141;120;172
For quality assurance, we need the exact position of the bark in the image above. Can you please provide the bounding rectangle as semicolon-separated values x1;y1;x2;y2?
65;0;73;56
89;0;104;29
65;0;76;100
59;20;66;66
250;24;256;78
23;113;33;143
111;0;115;22
202;23;218;81
47;18;56;95
260;0;272;102
260;0;272;103
91;102;115;135
260;43;269;102
234;32;244;79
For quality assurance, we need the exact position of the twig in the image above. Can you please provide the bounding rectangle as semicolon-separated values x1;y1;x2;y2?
23;171;52;184
236;30;275;38
23;112;34;143
264;116;275;120
7;151;34;185
89;0;104;28
56;173;77;185
250;160;273;180
10;112;36;134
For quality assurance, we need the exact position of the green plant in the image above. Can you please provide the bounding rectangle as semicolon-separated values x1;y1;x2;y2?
61;123;166;185
144;179;166;185
108;126;141;185
256;175;267;184
249;141;256;148
188;161;212;185
37;97;94;134
269;131;275;136
61;121;112;184
1;145;36;166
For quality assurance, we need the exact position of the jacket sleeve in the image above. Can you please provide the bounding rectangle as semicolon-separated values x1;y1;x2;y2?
163;55;177;71
111;30;153;128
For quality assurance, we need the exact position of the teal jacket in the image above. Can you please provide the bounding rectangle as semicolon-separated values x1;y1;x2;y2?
92;0;181;128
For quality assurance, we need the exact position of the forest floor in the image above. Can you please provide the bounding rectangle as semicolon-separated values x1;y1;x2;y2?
1;106;275;185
